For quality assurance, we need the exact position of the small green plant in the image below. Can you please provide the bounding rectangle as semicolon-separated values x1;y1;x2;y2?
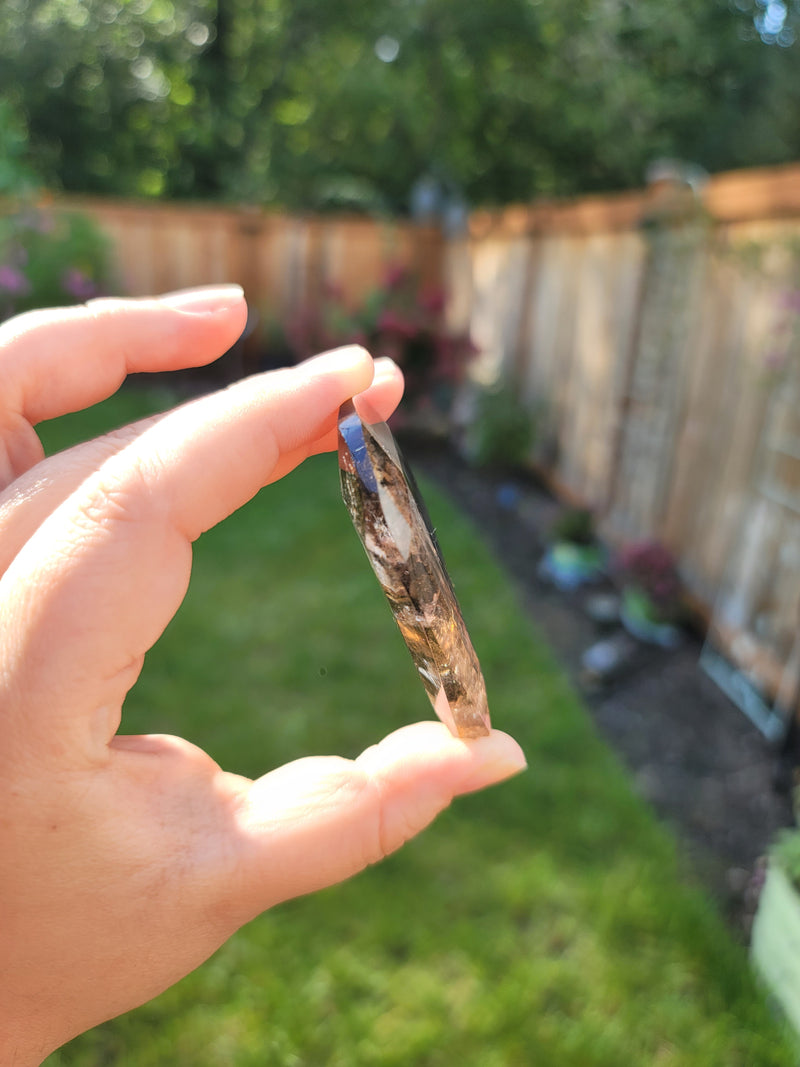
470;385;535;469
551;507;596;546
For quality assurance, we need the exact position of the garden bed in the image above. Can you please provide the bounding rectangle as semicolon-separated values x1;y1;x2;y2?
407;437;795;936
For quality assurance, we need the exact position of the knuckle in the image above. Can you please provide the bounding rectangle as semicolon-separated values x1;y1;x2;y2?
69;457;164;537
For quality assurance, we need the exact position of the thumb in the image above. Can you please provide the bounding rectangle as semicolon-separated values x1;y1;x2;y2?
229;722;526;921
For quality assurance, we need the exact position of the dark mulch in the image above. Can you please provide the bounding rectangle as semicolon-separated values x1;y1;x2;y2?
406;437;795;938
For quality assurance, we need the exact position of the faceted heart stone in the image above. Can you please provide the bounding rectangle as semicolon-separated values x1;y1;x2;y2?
338;399;490;739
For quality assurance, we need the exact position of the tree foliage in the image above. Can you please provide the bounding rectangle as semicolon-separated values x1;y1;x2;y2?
1;0;798;211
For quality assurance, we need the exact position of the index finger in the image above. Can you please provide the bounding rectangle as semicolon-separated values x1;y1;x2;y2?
0;287;248;425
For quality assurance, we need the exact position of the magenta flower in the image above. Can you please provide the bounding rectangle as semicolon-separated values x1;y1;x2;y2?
617;540;680;606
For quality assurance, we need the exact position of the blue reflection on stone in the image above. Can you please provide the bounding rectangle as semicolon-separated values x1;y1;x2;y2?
339;412;378;493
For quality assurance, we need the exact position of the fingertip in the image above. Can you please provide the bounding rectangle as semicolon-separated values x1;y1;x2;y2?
227;722;526;914
299;344;375;385
372;356;402;380
457;729;528;794
155;284;245;313
356;721;526;795
353;357;404;424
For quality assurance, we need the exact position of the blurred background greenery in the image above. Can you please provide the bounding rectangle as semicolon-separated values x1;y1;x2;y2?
0;0;798;211
4;2;800;1061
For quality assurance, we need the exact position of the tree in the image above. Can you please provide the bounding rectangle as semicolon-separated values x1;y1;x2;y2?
1;0;797;210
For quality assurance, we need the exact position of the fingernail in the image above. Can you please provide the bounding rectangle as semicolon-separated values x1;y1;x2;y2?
158;284;245;312
461;735;528;793
372;357;400;380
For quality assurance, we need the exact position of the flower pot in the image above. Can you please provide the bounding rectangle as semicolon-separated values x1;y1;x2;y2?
751;861;800;1036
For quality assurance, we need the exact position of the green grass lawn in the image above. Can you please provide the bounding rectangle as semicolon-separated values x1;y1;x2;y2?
40;389;795;1066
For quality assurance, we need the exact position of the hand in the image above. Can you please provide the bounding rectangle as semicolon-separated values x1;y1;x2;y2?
0;287;526;1064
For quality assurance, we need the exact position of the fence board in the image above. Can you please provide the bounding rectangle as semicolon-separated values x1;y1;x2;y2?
457;162;800;709
16;196;443;353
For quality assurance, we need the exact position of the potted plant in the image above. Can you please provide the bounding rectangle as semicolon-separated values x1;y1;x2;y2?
616;539;682;648
751;827;800;1036
538;507;606;591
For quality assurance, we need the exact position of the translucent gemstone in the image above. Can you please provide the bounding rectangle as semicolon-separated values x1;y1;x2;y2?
338;399;490;739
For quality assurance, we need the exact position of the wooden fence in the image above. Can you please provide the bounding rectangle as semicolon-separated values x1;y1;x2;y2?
49;196;444;373
448;162;800;724
10;166;800;719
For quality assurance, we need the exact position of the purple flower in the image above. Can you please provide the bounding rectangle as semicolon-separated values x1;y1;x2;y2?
0;264;31;296
62;267;99;302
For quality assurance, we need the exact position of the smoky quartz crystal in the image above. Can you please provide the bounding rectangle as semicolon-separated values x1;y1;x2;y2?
338;399;490;739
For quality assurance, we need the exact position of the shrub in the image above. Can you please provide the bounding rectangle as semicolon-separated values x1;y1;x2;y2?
0;205;114;322
469;386;535;469
267;264;477;414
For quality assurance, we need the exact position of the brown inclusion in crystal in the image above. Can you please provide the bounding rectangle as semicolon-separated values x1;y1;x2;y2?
338;400;490;739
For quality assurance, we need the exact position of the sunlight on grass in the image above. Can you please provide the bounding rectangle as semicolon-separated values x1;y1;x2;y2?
41;389;795;1066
